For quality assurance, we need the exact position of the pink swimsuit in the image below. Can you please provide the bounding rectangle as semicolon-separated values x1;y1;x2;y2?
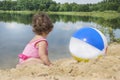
18;38;48;64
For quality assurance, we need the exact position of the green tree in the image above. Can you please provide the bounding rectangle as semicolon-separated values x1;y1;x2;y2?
49;4;57;11
117;6;120;12
59;3;72;11
71;3;79;11
79;4;89;12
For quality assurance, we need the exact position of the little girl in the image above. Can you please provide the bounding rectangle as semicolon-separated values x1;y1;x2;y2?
17;12;53;66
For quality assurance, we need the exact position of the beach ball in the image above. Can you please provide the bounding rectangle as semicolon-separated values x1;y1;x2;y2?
69;27;108;62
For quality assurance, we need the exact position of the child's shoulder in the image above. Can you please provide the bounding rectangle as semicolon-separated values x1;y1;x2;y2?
31;38;48;48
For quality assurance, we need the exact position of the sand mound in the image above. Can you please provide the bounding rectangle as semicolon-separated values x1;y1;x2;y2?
0;43;120;80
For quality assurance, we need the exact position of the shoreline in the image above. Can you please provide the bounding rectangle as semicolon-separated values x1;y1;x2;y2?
0;10;120;19
0;43;120;80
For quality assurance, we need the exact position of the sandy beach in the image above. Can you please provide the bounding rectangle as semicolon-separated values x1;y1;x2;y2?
0;43;120;80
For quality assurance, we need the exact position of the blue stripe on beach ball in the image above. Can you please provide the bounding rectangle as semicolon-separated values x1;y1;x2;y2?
73;27;104;50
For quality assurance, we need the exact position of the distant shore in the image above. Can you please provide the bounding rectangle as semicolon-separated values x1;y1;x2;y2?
0;10;120;19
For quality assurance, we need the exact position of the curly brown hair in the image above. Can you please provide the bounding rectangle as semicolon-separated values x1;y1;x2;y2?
32;12;53;35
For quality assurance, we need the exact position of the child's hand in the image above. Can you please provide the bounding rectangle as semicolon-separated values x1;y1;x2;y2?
49;63;53;66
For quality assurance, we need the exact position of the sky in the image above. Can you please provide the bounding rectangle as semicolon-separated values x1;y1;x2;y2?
53;0;103;4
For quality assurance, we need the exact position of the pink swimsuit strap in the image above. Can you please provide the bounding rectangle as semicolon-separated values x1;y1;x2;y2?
31;38;48;49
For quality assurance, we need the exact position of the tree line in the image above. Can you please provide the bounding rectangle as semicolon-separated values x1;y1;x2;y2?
0;0;120;12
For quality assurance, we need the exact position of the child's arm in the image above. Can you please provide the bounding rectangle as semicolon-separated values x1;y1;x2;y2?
38;41;51;66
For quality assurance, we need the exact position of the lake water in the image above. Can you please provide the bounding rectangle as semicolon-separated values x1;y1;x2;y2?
0;13;120;69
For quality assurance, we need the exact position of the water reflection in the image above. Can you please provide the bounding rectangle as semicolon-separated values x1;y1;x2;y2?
0;22;33;68
0;13;120;29
0;13;120;69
